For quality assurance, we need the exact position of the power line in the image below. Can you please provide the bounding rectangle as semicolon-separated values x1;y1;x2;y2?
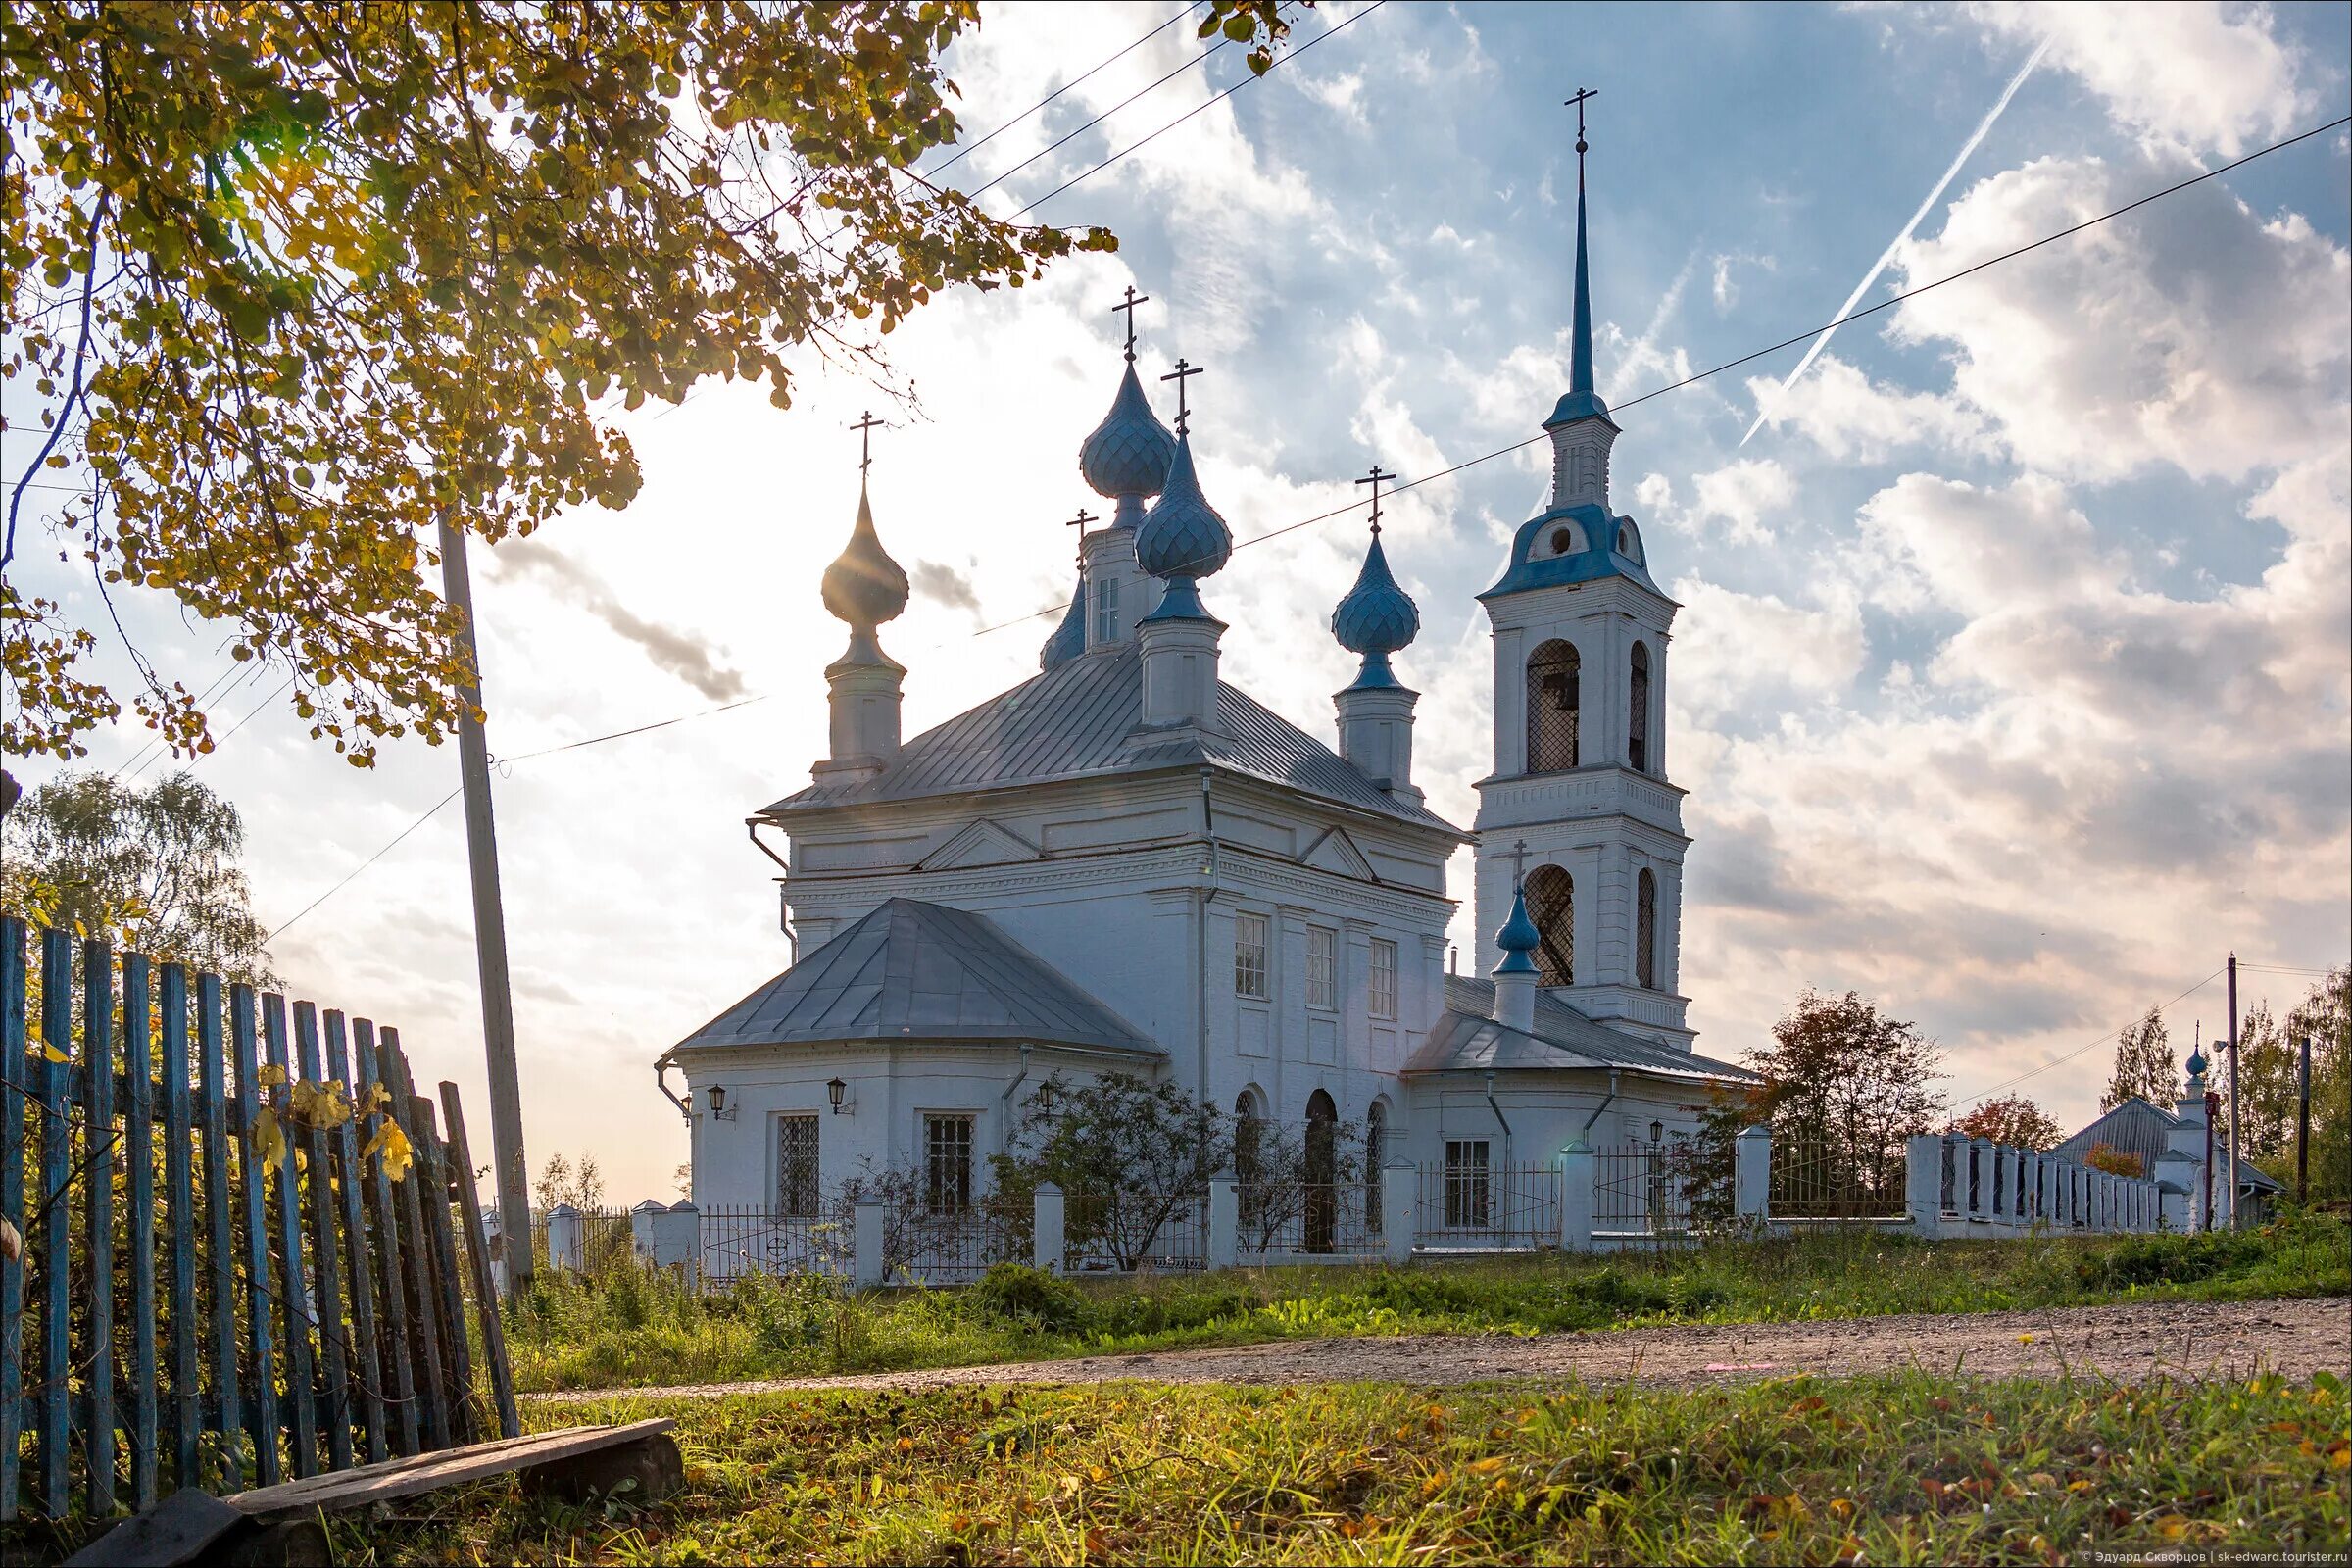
1954;968;2225;1108
921;4;1198;181
264;786;463;945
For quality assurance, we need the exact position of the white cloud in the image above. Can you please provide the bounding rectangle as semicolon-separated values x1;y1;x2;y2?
1684;458;1795;545
1668;578;1868;724
1744;355;1990;463
1891;154;2351;483
1964;1;2318;159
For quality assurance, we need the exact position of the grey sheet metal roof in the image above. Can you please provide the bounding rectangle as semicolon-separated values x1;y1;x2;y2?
2051;1097;2283;1194
765;642;1462;835
1407;975;1760;1084
673;897;1159;1057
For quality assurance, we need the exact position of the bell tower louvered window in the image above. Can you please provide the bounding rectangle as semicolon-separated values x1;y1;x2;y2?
1526;640;1580;773
1629;641;1651;773
1637;868;1658;990
1524;864;1573;987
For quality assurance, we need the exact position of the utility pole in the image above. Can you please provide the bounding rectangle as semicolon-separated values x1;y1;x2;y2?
437;518;533;1296
2296;1033;2311;1205
2226;951;2240;1229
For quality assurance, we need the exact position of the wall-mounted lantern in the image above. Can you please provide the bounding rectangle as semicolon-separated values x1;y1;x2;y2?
827;1076;849;1115
708;1085;735;1121
1649;1118;1663;1145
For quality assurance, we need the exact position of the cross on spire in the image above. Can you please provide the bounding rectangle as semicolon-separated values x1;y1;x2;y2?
1110;286;1150;363
1159;358;1203;435
1564;87;1599;401
1565;86;1596;163
1355;465;1396;535
1509;839;1530;890
1065;507;1099;565
850;411;885;477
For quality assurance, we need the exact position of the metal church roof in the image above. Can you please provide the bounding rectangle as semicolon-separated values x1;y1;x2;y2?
766;641;1462;835
672;897;1159;1056
2050;1097;2283;1195
1410;975;1760;1084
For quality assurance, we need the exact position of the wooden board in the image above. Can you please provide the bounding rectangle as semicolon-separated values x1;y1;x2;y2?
223;1419;677;1521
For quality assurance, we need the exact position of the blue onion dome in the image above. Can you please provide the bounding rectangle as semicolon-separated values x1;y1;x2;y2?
2186;1046;2208;1080
1040;573;1086;670
1135;432;1231;584
1494;887;1541;976
1331;530;1419;684
820;484;909;632
1080;362;1178;508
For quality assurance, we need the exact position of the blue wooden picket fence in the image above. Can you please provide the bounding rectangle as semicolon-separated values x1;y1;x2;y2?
0;916;517;1524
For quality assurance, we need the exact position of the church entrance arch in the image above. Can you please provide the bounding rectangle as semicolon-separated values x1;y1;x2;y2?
1304;1089;1338;1254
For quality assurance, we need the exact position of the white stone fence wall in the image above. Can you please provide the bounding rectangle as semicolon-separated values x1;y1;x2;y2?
558;1130;2174;1291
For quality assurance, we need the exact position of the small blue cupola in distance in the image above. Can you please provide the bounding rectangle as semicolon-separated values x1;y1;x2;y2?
1079;286;1179;529
1490;852;1542;1031
1132;358;1230;732
1039;568;1086;670
1330;466;1424;801
817;414;911;777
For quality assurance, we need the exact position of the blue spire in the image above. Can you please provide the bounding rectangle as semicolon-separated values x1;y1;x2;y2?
1079;361;1177;523
1547;96;1613;430
1494;886;1541;976
1040;572;1086;670
1331;527;1419;689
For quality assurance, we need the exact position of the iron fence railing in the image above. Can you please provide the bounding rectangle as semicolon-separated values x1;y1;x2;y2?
1768;1131;1908;1221
1239;1180;1384;1260
1064;1190;1209;1274
699;1200;857;1288
1594;1143;1695;1237
888;1194;1027;1286
1415;1160;1562;1250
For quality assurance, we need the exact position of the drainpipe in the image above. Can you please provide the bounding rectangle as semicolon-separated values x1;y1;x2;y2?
1196;768;1220;1104
1484;1069;1512;1166
654;1051;691;1122
747;819;798;961
999;1043;1032;1162
1579;1070;1622;1142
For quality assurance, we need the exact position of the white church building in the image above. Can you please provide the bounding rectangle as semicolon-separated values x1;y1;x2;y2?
661;138;1758;1215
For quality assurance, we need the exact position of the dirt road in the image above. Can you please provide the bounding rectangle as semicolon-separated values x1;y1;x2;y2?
531;1295;2348;1401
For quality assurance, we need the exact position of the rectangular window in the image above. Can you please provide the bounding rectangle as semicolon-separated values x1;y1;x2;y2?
1445;1139;1492;1229
1091;576;1119;643
1235;912;1270;1000
775;1114;820;1217
1368;938;1397;1019
1306;926;1338;1010
923;1113;974;1216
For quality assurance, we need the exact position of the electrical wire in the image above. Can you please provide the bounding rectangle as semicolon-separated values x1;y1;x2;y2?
920;4;1198;181
1951;968;2225;1108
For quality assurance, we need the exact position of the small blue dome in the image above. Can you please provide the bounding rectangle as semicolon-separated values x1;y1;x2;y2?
1332;531;1419;663
1040;574;1085;670
1495;887;1541;975
2186;1047;2208;1079
1136;432;1231;584
820;484;908;630
1080;363;1178;505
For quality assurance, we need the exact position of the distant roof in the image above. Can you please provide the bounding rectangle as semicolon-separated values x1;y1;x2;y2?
766;641;1462;835
1407;975;1759;1085
2053;1097;2283;1194
672;898;1159;1057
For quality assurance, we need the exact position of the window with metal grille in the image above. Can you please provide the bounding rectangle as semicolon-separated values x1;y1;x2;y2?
1526;640;1580;772
1365;1102;1387;1233
1629;641;1651;772
775;1114;820;1217
1636;868;1658;990
923;1113;974;1216
1445;1140;1491;1228
1235;912;1270;999
1368;938;1397;1019
1306;926;1338;1010
1524;864;1573;987
1091;576;1119;643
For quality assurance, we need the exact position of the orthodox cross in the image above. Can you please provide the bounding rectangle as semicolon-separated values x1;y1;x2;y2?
850;411;884;476
1565;86;1596;156
1160;357;1203;435
1065;506;1099;565
1110;286;1150;362
1509;839;1530;891
1355;465;1396;535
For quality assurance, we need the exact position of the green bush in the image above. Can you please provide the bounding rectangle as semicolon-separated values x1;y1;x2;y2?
964;1263;1092;1334
2079;1227;2270;1290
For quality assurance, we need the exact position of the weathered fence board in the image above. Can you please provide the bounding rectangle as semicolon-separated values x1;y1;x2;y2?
440;1085;520;1440
0;917;515;1526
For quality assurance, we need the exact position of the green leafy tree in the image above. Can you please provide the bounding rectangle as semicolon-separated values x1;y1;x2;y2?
1748;989;1945;1213
2082;1142;2144;1179
1951;1093;2066;1152
2102;1006;2178;1111
2;1;1296;765
993;1073;1229;1272
0;768;275;983
2278;967;2350;1201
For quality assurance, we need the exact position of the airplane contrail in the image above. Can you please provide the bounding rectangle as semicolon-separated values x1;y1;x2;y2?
1740;36;2052;448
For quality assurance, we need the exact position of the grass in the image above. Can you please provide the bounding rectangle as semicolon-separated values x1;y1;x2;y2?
504;1210;2352;1393
313;1370;2352;1564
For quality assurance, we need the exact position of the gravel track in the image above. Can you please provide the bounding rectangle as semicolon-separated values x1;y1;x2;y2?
530;1295;2349;1401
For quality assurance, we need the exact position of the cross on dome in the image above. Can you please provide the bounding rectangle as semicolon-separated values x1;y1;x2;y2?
1159;358;1203;436
1110;286;1150;363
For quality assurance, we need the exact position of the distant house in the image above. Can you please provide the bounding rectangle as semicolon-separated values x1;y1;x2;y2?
2055;1095;2283;1225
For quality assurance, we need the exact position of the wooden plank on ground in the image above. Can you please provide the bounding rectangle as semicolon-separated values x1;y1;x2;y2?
439;1084;520;1438
124;953;160;1511
1;917;27;1523
324;1010;387;1464
293;1002;353;1472
224;1420;676;1521
82;938;118;1518
354;1019;420;1458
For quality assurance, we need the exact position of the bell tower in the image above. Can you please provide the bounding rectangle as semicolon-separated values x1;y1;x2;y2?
1471;90;1691;1049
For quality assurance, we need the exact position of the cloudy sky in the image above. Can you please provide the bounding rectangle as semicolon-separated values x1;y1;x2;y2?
12;1;2349;1199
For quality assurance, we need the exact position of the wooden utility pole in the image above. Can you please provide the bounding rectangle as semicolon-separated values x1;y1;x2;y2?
437;518;533;1296
2296;1033;2311;1204
2226;951;2240;1229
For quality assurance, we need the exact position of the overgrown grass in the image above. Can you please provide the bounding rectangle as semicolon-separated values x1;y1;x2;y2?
504;1210;2351;1393
318;1371;2351;1564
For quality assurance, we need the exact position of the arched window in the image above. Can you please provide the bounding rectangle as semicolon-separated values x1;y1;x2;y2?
1526;640;1580;773
1636;868;1658;990
1629;641;1651;773
1234;1089;1265;1191
1304;1090;1338;1254
1365;1101;1388;1233
1523;864;1573;987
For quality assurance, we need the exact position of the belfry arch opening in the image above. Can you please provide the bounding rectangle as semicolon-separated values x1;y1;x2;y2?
1523;864;1574;987
1629;640;1651;773
1526;640;1580;773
